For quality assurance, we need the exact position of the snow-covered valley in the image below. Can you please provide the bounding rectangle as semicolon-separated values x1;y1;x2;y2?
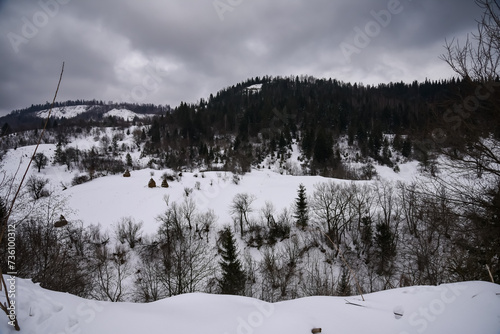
0;120;499;334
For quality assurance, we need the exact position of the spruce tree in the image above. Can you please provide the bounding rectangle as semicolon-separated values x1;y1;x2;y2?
313;129;333;164
401;137;412;158
53;142;66;165
126;153;133;167
337;266;351;296
374;222;396;276
294;184;308;229
218;227;246;295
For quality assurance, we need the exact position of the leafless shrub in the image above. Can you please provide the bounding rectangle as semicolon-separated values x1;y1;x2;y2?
115;217;143;249
26;175;50;200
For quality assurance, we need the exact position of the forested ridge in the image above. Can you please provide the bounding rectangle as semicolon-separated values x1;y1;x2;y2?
4;75;496;178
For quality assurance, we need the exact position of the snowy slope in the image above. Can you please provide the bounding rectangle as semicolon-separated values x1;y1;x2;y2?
246;83;263;91
104;108;154;120
35;106;155;120
0;141;421;235
0;276;498;334
36;105;89;119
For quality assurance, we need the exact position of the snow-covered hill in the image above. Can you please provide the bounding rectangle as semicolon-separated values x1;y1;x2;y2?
0;276;498;334
34;105;155;120
36;105;90;119
104;108;154;120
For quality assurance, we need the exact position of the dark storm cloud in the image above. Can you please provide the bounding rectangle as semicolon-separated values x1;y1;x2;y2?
0;0;483;116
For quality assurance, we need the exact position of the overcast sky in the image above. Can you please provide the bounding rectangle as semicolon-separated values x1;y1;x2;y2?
0;0;483;116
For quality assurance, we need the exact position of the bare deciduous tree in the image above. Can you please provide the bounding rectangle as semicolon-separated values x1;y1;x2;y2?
230;193;256;237
440;0;500;81
90;243;131;302
133;239;166;302
156;197;216;296
26;175;50;200
115;217;143;249
437;0;500;283
311;182;354;247
33;152;48;173
300;259;336;297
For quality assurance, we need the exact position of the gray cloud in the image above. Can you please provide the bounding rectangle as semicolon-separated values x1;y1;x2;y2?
0;0;483;116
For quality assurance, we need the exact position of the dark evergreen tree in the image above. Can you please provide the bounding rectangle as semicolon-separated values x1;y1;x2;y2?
53;142;66;165
149;119;161;144
294;184;308;229
301;128;315;159
313;129;333;164
360;215;373;244
126;153;133;167
374;222;396;276
0;123;12;137
402;137;412;158
336;266;351;296
218;227;246;295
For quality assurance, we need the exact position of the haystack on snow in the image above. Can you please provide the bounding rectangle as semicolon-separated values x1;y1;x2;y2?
161;178;169;188
123;169;131;177
148;178;156;188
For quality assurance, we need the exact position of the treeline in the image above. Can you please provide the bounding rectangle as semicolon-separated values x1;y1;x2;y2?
131;76;494;176
3;76;498;177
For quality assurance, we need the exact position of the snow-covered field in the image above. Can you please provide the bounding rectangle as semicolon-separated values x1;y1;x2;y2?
0;142;420;235
0;276;498;334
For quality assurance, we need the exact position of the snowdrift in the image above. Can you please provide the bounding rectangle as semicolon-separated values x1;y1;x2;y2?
1;276;498;334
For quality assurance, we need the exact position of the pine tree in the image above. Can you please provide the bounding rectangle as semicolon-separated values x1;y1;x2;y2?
374;222;396;276
301;128;315;159
336;266;351;296
53;142;66;165
294;184;308;229
402;137;412;158
125;153;133;167
313;129;333;164
218;227;246;295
